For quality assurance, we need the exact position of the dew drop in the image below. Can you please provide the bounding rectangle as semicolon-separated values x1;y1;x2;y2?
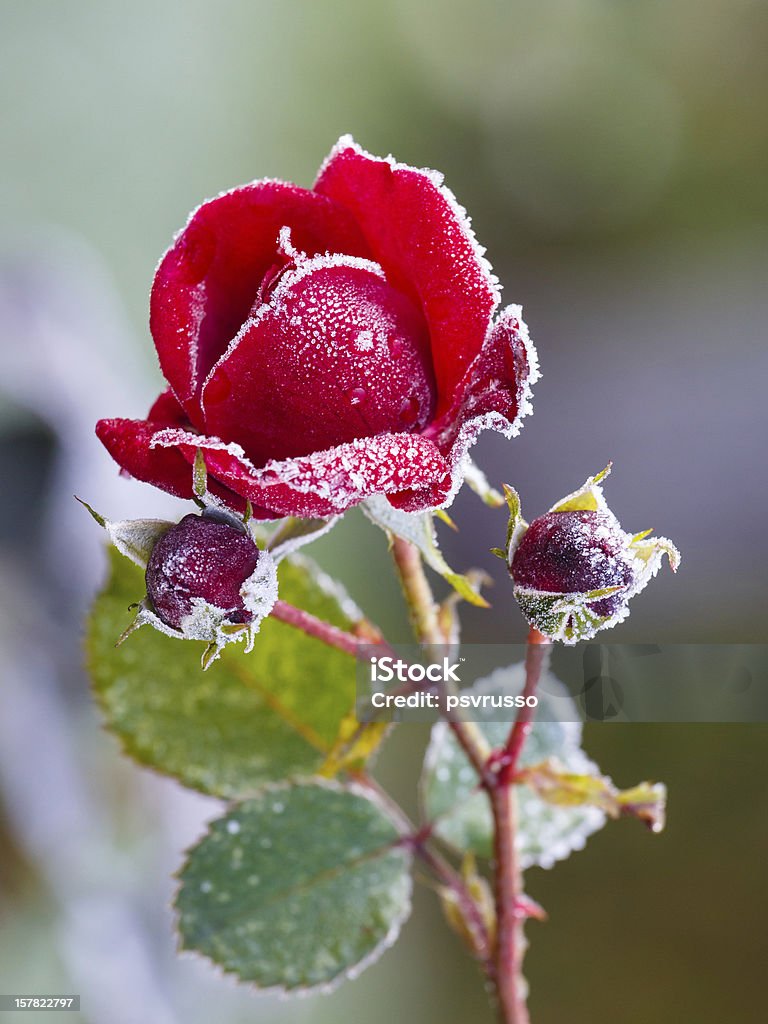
388;336;404;358
348;387;367;407
200;880;213;894
177;223;216;284
226;820;241;835
206;371;232;405
399;395;421;427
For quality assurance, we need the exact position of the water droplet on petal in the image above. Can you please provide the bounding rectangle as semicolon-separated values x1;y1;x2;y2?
177;223;216;284
399;395;421;427
388;336;404;358
206;371;232;406
348;387;367;406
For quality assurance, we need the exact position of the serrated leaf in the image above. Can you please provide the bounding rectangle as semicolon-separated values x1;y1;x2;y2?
175;781;413;991
362;495;488;607
421;666;606;868
86;549;361;797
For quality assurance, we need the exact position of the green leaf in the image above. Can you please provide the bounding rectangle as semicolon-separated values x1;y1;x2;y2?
86;548;360;798
193;447;208;500
362;495;488;607
421;666;607;868
175;781;413;991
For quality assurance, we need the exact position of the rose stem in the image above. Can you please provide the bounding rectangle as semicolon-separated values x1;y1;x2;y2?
390;537;492;782
490;627;550;1024
270;600;363;658
392;534;551;1024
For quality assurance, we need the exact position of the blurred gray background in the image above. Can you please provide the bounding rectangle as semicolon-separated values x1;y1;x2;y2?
1;2;766;1022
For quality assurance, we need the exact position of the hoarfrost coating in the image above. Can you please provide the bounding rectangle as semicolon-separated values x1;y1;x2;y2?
97;136;538;519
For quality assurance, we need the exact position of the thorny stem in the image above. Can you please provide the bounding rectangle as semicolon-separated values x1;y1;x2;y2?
391;536;550;1024
390;537;443;653
273;582;494;966
490;627;550;1024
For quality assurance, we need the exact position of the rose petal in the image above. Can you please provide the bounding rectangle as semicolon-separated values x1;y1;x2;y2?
201;254;435;465
151;181;370;420
315;136;501;415
150;428;451;519
147;387;190;426
96;396;256;513
396;305;539;512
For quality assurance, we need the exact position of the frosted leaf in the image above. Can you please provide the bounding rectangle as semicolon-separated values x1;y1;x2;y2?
175;780;413;992
421;666;607;868
362;494;488;607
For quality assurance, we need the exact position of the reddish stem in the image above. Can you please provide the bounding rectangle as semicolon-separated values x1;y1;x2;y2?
490;626;550;1024
270;600;361;658
490;781;529;1024
497;628;550;786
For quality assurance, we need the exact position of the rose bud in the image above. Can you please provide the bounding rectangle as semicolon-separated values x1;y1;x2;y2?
500;466;679;643
145;510;262;631
78;496;278;667
96;136;538;520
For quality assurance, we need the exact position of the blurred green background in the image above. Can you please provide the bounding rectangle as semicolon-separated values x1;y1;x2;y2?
1;1;766;1022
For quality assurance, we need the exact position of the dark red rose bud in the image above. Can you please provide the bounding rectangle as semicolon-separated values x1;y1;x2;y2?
145;511;260;630
502;467;679;644
510;510;634;618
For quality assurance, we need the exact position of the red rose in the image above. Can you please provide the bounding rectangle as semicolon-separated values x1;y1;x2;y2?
97;137;538;519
